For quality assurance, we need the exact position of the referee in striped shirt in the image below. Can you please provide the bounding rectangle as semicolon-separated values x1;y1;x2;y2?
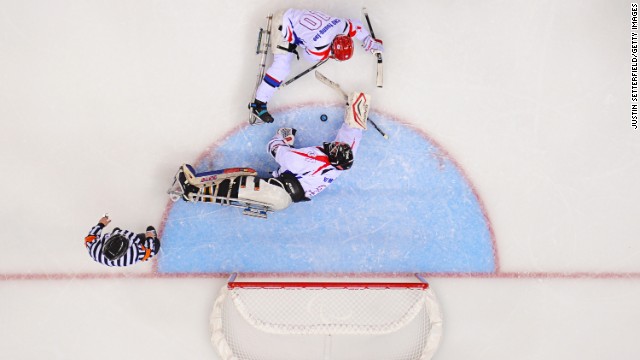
85;215;160;267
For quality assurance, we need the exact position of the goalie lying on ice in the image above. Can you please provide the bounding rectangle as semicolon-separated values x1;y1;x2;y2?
169;120;364;213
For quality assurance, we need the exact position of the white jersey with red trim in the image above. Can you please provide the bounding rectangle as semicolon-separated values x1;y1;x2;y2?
254;9;374;103
268;122;363;199
280;9;368;62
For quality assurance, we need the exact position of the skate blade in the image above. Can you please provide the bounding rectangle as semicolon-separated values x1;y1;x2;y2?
242;206;268;219
167;181;184;202
249;112;266;125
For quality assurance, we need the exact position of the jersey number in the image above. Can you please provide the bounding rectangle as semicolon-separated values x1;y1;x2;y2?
298;11;331;31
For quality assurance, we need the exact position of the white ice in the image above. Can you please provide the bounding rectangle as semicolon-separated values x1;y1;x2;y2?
1;0;639;359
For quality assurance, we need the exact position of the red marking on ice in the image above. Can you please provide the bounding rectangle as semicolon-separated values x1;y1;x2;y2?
6;104;627;283
3;271;640;281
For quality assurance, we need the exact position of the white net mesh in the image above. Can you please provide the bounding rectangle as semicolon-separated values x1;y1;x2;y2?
230;287;426;335
210;278;443;360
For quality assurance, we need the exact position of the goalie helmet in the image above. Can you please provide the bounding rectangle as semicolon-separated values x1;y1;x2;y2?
323;141;354;170
102;234;129;261
331;35;354;61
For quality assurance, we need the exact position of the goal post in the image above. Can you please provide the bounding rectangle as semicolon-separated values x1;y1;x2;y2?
210;273;443;360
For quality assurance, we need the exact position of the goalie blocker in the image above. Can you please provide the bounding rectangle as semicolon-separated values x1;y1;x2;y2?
345;92;370;130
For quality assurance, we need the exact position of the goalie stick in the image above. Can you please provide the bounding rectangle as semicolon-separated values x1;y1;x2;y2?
363;7;383;88
315;71;389;139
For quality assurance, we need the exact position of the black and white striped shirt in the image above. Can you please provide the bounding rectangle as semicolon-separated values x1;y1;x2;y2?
85;223;158;267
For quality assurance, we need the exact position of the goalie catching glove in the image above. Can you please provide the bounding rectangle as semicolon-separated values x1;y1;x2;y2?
268;128;297;158
276;128;297;146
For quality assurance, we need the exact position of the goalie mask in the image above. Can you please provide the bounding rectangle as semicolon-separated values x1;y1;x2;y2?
323;141;354;170
331;35;354;61
102;234;129;261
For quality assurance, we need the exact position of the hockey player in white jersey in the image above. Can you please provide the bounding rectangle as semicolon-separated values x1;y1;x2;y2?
266;123;362;200
171;94;367;216
171;123;362;210
249;8;384;123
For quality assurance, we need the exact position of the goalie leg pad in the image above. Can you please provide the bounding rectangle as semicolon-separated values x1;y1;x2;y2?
238;176;292;211
345;92;370;130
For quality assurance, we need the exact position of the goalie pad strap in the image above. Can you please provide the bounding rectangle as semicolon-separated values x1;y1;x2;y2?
198;179;241;204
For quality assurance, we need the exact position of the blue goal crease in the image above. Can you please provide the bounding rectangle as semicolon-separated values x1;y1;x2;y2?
159;106;494;274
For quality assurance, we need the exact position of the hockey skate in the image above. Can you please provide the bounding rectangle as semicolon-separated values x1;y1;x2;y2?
248;99;274;124
167;164;292;219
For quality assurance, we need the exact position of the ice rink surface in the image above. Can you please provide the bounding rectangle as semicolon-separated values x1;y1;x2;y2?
1;0;639;359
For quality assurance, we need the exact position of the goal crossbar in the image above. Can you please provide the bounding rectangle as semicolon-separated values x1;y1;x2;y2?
227;272;431;290
228;281;430;290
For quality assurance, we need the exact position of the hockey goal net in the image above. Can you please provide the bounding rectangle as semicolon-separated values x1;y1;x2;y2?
210;273;443;360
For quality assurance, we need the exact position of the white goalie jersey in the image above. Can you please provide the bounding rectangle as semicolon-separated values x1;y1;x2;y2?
268;122;363;199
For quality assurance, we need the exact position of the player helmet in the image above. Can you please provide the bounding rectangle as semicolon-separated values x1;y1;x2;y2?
102;234;129;261
323;141;354;170
331;35;354;61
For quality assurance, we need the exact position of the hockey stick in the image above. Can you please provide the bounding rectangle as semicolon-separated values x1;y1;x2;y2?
366;116;388;139
279;58;329;89
315;71;389;139
315;70;348;99
362;7;383;88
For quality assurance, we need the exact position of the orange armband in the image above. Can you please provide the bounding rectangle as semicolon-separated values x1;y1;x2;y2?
84;235;97;247
140;245;152;261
